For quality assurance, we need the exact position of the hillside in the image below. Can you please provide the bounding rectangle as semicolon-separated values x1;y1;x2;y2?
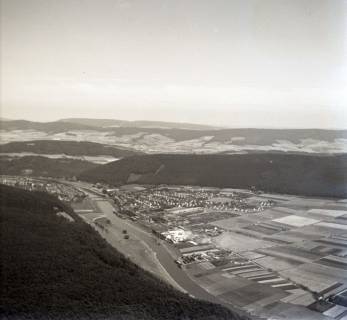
0;184;245;319
0;156;97;178
79;153;347;198
0;119;96;132
0;140;140;157
2;120;347;153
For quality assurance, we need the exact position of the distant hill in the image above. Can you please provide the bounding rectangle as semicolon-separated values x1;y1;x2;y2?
0;156;97;178
102;127;347;143
59;117;221;130
2;119;347;153
1;184;244;319
0;119;96;132
79;153;347;198
0;140;140;157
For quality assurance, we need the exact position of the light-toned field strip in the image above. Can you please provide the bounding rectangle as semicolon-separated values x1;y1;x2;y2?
232;267;262;275
257;194;291;201
245;292;289;310
222;264;255;272
328;287;347;298
323;305;347;318
275;207;304;215
323;255;347;264
239;251;265;260
256;248;313;264
92;215;108;222
200;262;215;270
235;268;266;276
333;234;347;240
289;292;316;306
308;209;347;218
180;244;214;253
280;289;307;303
273;215;319;227
272;282;293;288
241;270;273;278
258;277;285;284
247;273;276;280
317;238;347;248
77;202;188;294
74;209;94;213
316;222;347;231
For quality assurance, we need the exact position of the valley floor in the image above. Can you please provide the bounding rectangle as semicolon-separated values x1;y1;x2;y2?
80;183;347;320
2;175;346;319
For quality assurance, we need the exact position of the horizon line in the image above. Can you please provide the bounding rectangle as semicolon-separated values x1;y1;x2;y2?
1;116;347;131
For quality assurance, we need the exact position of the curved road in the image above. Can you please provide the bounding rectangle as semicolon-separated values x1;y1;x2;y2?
93;197;248;316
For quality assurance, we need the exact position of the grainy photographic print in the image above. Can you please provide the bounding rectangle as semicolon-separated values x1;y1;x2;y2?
1;1;346;320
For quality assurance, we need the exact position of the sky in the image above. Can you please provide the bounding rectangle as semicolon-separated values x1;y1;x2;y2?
1;0;347;128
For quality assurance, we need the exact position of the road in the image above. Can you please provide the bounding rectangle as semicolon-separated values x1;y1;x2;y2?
69;181;250;316
88;195;247;315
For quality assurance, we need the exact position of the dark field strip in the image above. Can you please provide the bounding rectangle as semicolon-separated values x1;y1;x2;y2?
315;239;347;249
317;258;347;270
262;237;292;245
234;268;264;276
219;283;287;308
337;310;347;320
246;274;277;281
267;245;324;260
318;282;343;296
211;259;234;267
274;285;298;291
261;222;288;231
311;245;342;256
241;271;273;279
244;224;278;235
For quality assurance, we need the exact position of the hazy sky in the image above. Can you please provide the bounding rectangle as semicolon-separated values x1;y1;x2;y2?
1;0;347;128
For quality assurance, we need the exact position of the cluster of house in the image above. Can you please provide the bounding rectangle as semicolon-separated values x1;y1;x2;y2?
0;175;85;202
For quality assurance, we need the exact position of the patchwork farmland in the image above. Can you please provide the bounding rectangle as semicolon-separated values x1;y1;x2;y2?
105;185;347;319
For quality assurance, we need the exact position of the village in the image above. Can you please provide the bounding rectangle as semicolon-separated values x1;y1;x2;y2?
103;185;274;265
0;175;86;203
105;184;347;320
3;176;347;319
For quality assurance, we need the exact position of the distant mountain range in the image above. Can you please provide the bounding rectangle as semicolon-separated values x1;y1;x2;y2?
59;117;221;130
1;119;347;154
79;153;347;198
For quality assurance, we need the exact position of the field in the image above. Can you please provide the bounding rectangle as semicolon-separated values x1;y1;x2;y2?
73;196;176;285
4;173;346;319
2;127;347;154
110;185;347;320
272;215;320;227
0;152;119;164
1;184;242;320
184;193;347;319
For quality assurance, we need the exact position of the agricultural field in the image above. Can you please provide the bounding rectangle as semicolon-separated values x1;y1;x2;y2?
108;185;347;319
0;152;119;164
2;127;347;154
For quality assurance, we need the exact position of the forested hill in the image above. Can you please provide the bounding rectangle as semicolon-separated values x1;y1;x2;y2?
0;184;245;320
0;119;96;132
79;153;347;198
0;156;97;178
0;140;140;157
